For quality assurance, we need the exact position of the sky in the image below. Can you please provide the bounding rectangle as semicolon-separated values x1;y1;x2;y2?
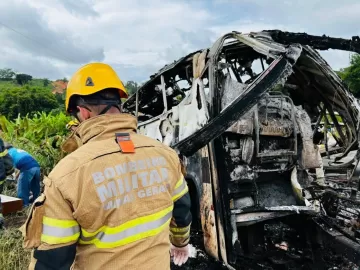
0;0;358;83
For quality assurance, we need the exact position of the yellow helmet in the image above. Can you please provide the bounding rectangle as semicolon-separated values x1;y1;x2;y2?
65;63;128;113
66;119;79;130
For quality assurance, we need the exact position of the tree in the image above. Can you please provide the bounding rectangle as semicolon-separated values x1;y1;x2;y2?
43;78;50;87
0;68;15;81
337;54;360;97
125;81;140;96
16;73;33;85
0;86;59;120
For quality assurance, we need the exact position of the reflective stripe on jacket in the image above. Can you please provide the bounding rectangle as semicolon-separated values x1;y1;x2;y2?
23;114;191;270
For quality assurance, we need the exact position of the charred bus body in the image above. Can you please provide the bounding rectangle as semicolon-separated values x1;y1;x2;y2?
123;30;360;268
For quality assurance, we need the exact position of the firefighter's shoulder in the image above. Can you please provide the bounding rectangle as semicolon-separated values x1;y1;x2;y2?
49;139;120;181
132;133;180;162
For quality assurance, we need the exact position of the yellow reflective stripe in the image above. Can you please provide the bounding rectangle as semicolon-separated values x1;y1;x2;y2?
174;177;184;189
79;207;173;249
0;149;8;157
41;233;80;245
81;205;173;238
43;216;78;228
170;224;191;238
172;186;188;202
41;216;80;245
172;178;188;202
171;230;190;238
170;224;191;233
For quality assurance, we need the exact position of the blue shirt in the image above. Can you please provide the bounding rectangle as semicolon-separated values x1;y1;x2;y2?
7;148;39;171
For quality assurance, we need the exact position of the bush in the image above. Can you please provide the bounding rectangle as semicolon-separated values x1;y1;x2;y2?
0;86;59;120
0;112;71;175
15;74;32;85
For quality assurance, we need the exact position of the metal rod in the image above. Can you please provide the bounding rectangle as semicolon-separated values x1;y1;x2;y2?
280;94;283;121
260;57;265;71
135;89;139;119
160;75;168;113
254;105;260;157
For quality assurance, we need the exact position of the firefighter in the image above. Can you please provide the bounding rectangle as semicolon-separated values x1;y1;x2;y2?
22;63;192;269
0;138;14;228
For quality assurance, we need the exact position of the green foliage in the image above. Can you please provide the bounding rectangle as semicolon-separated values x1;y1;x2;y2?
0;86;59;120
43;78;50;87
28;79;52;91
321;113;344;124
53;89;66;112
125;81;140;96
15;74;32;85
0;112;71;174
337;54;360;97
0;68;15;81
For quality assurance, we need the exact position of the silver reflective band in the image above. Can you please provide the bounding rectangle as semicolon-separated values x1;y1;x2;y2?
80;211;172;243
172;179;186;197
42;224;80;238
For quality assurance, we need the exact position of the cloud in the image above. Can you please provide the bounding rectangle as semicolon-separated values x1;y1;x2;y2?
0;0;357;81
212;0;360;37
59;0;99;17
0;0;104;67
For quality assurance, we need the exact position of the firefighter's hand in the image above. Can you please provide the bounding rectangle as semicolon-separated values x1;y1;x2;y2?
170;244;189;266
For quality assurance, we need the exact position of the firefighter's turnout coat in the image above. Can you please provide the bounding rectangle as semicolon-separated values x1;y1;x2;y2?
22;114;192;270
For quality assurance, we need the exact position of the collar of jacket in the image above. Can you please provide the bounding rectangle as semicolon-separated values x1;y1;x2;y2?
62;114;138;153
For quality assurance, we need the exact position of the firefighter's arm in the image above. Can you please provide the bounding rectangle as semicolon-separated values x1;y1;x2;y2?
22;176;79;270
3;152;14;176
0;150;5;180
0;139;14;177
0;148;13;191
170;161;192;247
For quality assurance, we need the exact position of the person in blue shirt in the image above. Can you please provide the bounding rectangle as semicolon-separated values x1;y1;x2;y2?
4;143;40;207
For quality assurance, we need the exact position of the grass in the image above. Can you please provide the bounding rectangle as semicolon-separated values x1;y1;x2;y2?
0;182;31;270
0;209;31;270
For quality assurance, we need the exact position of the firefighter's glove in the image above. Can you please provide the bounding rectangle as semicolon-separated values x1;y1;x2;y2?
171;244;189;266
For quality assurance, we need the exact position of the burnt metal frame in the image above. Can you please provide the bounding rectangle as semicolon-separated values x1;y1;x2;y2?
205;33;294;265
254;93;298;158
124;30;360;268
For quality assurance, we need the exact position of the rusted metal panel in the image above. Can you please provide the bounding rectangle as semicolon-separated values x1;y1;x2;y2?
227;119;253;135
295;106;322;169
199;147;219;259
1;194;23;215
259;121;293;137
207;142;228;264
200;182;219;259
235;212;291;226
